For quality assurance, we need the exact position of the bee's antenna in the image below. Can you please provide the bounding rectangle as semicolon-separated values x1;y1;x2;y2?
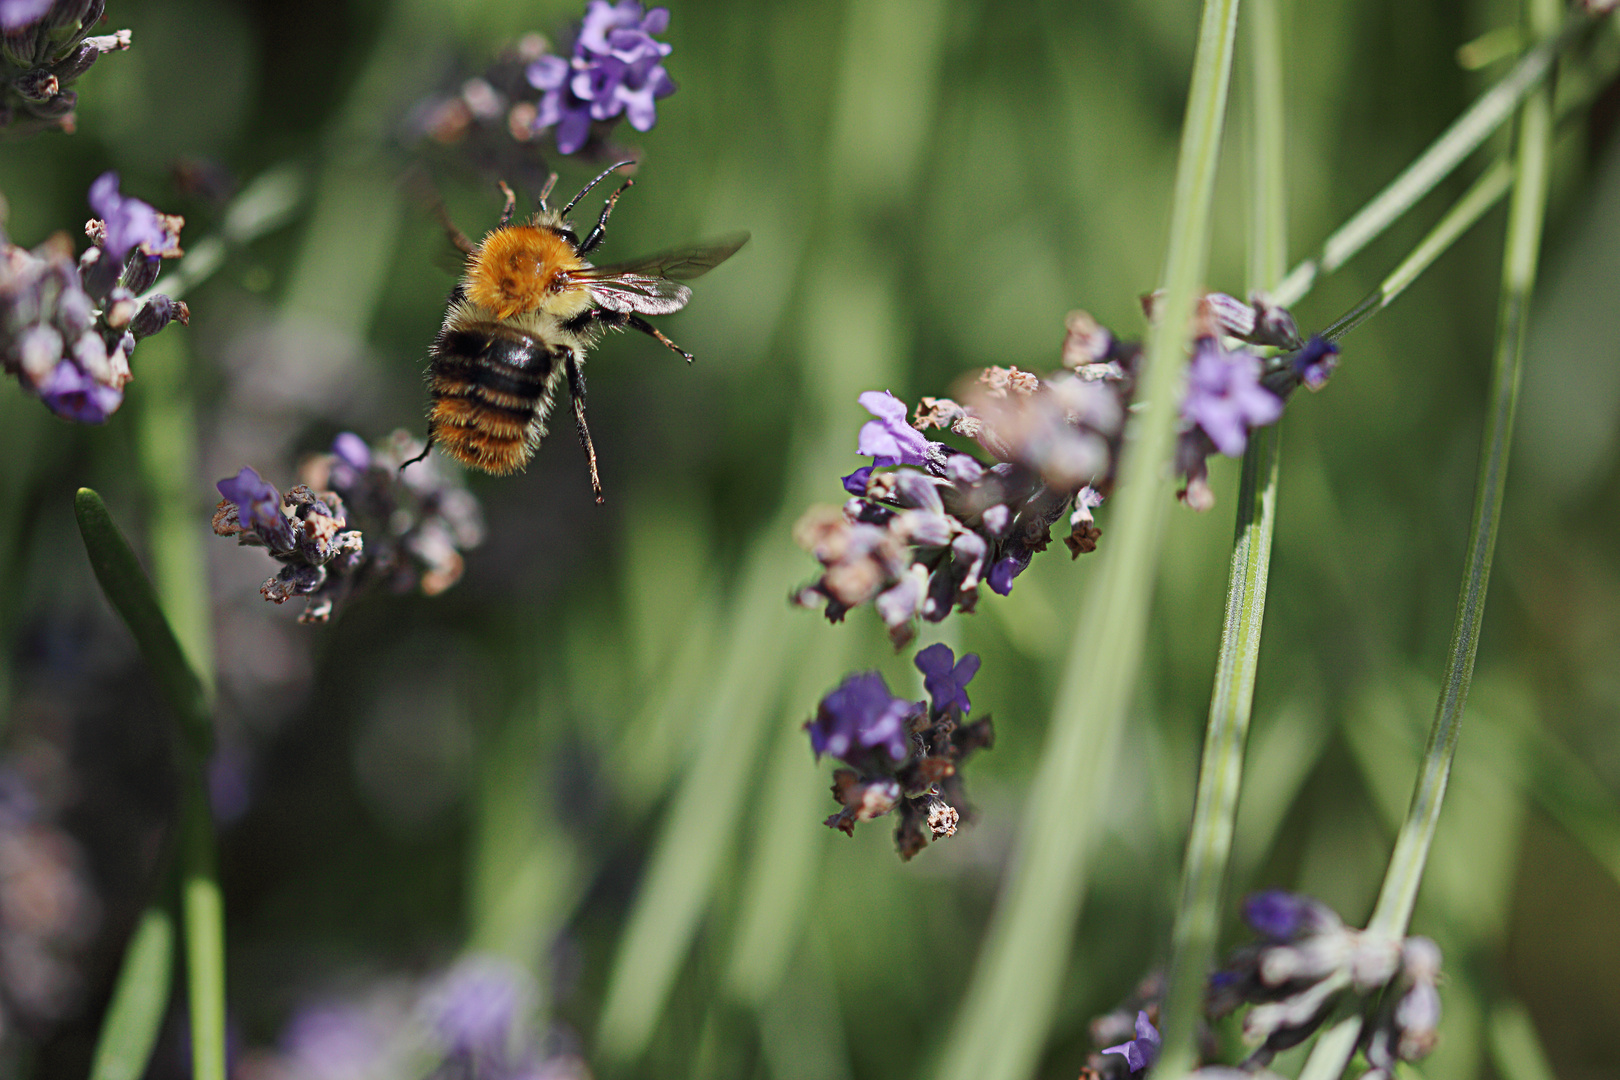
400;435;434;472
560;159;636;218
497;181;516;227
538;171;559;210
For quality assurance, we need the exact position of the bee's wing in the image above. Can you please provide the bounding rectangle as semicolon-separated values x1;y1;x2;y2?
584;275;693;315
583;232;751;282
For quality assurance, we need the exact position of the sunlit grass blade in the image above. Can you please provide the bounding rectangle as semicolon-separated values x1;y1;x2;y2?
89;905;175;1080
74;489;225;1080
1488;1002;1559;1080
934;4;1243;1079
1273;3;1590;309
1297;0;1558;1072
1157;2;1290;1066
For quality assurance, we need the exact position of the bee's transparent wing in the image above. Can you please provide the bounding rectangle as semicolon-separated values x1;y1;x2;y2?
579;232;749;315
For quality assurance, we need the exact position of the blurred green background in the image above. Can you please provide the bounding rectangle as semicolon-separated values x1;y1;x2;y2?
1;0;1618;1077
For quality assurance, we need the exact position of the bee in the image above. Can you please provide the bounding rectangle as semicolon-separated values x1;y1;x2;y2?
415;162;747;502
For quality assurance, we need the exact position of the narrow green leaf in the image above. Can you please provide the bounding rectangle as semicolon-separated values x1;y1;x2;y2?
1488;1002;1559;1080
89;906;175;1080
1299;0;1559;1073
934;4;1244;1079
73;488;211;752
1273;3;1590;308
180;770;227;1080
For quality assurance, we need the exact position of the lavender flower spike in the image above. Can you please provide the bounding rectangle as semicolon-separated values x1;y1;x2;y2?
914;643;980;715
1101;1011;1162;1075
217;466;296;552
1181;338;1283;458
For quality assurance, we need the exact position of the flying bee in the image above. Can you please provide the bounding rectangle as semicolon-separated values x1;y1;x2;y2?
415;162;747;501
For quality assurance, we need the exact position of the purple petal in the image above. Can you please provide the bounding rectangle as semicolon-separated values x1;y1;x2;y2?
842;465;873;496
855;390;930;467
526;54;570;90
987;555;1023;596
36;359;123;423
0;0;53;29
332;432;371;471
88;172;172;262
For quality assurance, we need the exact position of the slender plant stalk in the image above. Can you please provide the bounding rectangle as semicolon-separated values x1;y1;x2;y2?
74;490;225;1080
88;905;175;1080
1155;0;1288;1071
1297;0;1557;1072
1321;159;1514;343
1273;2;1589;308
934;4;1242;1079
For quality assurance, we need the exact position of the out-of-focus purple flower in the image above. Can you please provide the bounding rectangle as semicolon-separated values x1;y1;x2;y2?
915;643;979;715
1243;889;1335;941
1290;336;1340;392
0;0;51;29
1181;339;1282;456
1181;339;1282;458
217;467;295;551
806;671;916;763
329;431;372;489
35;358;122;423
1101;1011;1161;1075
856;390;931;467
280;1000;395;1078
987;555;1024;596
426;956;533;1063
88;173;177;261
841;464;873;496
526;1;676;155
206;742;253;824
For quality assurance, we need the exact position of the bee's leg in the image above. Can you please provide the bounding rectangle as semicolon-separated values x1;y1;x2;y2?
430;198;475;256
402;165;476;255
538;172;559;211
399;435;434;471
578;179;634;255
626;314;695;363
564;353;605;505
498;182;517;227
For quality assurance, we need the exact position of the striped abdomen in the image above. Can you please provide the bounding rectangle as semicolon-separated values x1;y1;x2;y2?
427;324;566;474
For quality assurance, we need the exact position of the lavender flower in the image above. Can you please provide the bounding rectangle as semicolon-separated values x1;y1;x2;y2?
526;0;676;155
1;179;186;423
1180;338;1283;459
1101;1011;1162;1075
423;956;535;1069
215;431;484;624
1209;890;1438;1071
915;641;979;714
808;648;993;860
805;671;915;764
1288;335;1340;392
2;0;133;135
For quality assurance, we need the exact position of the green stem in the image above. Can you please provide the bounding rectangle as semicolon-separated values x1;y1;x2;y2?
1155;3;1288;1070
934;4;1243;1079
74;490;225;1080
1273;3;1588;308
89;905;175;1080
1297;0;1557;1072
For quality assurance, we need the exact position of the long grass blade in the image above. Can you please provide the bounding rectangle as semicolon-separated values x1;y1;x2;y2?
1297;0;1558;1072
933;4;1243;1079
89;905;175;1080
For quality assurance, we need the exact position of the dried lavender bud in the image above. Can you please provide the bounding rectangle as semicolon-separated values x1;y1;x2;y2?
1209;891;1441;1070
2;2;130;136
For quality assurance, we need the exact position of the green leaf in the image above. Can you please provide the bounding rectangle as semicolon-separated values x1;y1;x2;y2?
89;906;175;1080
73;488;211;753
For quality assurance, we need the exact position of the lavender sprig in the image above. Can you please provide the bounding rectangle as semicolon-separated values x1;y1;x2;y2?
527;0;675;156
1;0;133;136
807;644;992;861
0;173;186;423
214;431;484;624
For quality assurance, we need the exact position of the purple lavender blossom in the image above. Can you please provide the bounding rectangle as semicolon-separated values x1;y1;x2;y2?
217;467;295;551
87;173;176;262
914;643;979;715
329;431;371;490
426;957;532;1063
987;555;1024;596
1243;889;1324;941
35;358;122;423
1100;1011;1161;1075
1290;335;1340;391
527;1;676;155
1180;339;1283;458
0;0;50;28
856;390;931;467
806;672;916;763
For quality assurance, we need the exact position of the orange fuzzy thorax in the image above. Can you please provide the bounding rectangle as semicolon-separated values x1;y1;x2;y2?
465;225;587;320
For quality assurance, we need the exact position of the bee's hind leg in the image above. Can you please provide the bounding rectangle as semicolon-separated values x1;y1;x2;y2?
627;314;695;364
498;181;517;227
564;353;605;505
578;178;634;255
